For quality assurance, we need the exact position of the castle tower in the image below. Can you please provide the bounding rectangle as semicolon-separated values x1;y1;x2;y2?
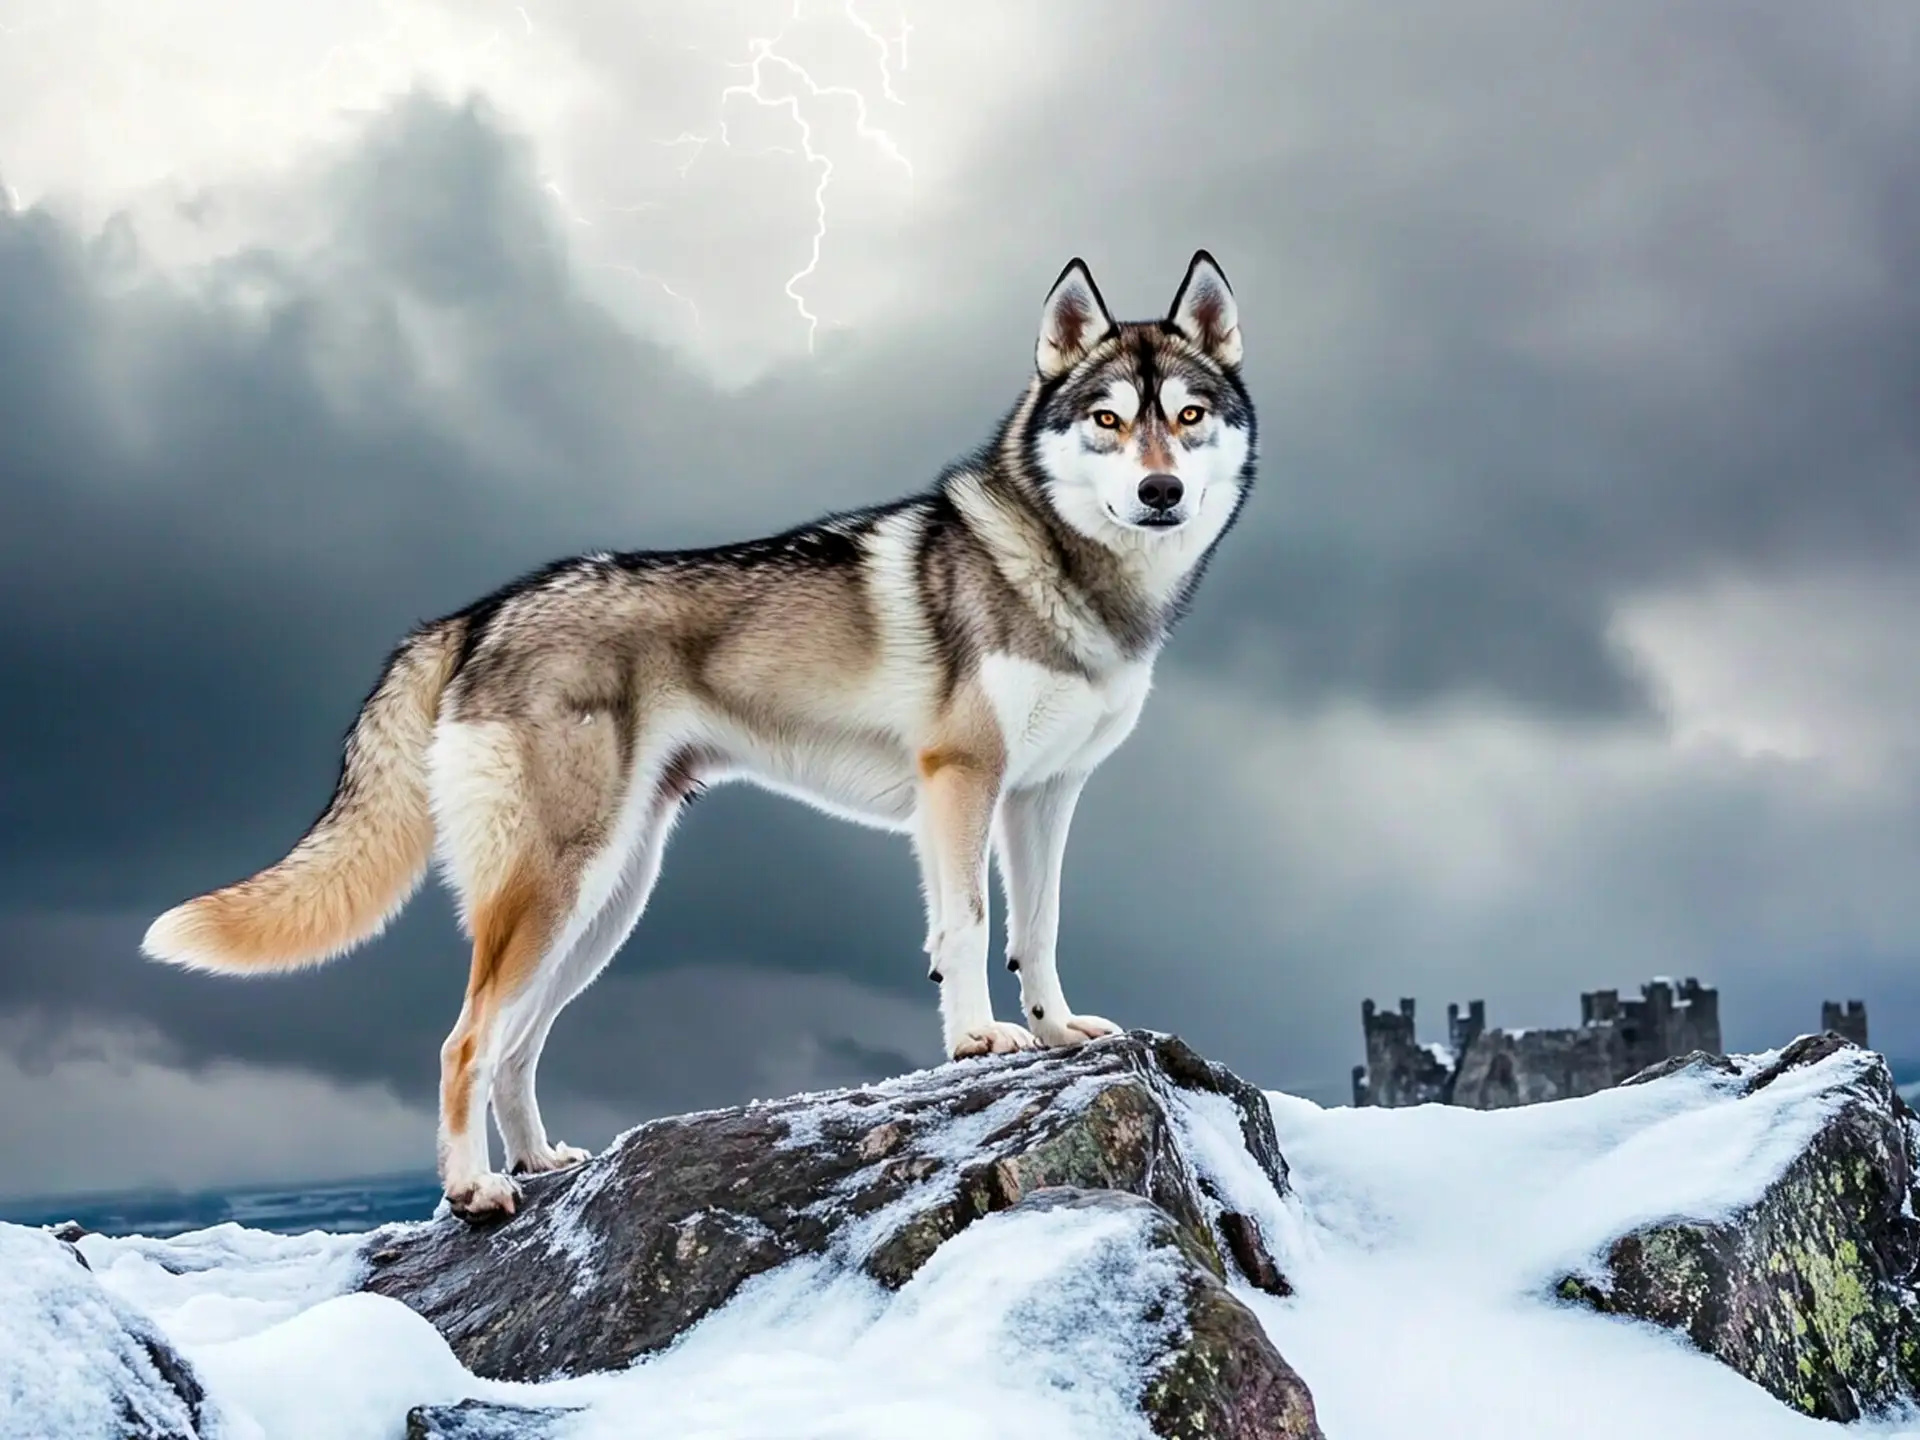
1355;997;1456;1107
1821;1000;1869;1049
1448;999;1486;1056
1675;977;1722;1055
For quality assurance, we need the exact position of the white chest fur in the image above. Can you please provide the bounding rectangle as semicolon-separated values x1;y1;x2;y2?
976;652;1155;790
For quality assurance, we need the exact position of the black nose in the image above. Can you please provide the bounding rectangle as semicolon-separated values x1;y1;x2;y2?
1138;474;1184;512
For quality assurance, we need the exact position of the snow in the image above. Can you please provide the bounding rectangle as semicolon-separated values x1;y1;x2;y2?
13;1203;1183;1440
1254;1045;1920;1440
8;1043;1920;1439
75;1223;367;1348
0;1226;203;1440
192;1294;479;1440
550;1199;1183;1440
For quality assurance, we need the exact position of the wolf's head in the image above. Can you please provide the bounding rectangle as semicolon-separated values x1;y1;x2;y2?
1022;251;1255;554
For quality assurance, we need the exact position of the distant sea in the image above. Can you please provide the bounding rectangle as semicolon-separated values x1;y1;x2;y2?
0;1172;443;1238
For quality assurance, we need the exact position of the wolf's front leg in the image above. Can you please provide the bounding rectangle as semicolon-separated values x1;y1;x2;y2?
916;755;1036;1058
996;773;1121;1048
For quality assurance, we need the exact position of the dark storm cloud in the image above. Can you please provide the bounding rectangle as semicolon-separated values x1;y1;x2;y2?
0;95;947;1123
2;1;1919;1190
0;93;959;896
943;0;1920;714
0;92;1023;1135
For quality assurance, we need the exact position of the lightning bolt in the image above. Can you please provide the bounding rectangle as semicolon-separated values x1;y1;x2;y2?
596;262;704;333
498;1;914;351
516;0;912;352
650;132;722;180
842;0;910;105
541;182;706;332
542;179;593;227
0;0;913;355
685;0;914;351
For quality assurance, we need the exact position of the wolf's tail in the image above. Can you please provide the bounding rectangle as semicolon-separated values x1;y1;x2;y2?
141;619;466;975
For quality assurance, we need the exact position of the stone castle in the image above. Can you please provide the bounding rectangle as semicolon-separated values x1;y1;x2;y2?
1351;979;1870;1110
1823;999;1870;1048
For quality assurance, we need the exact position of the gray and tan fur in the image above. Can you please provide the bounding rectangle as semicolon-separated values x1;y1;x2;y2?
142;251;1257;1218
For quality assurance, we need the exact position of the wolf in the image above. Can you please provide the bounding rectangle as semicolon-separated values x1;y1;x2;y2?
142;251;1256;1218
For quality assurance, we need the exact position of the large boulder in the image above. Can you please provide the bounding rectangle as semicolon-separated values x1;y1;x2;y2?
362;1032;1316;1437
0;1223;214;1440
1556;1033;1920;1420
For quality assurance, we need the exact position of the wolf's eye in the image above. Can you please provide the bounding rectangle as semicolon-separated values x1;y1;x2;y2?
1092;410;1122;430
1177;405;1207;426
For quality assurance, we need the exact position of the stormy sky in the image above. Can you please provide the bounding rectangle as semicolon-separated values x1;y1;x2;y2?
2;0;1917;1198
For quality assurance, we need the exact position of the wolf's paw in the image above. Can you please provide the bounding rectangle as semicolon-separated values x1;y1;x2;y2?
509;1142;592;1176
1031;1012;1123;1048
446;1171;521;1222
951;1022;1041;1059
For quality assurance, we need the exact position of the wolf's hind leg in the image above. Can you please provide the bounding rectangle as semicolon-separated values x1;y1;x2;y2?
492;766;688;1175
436;862;559;1218
429;710;628;1217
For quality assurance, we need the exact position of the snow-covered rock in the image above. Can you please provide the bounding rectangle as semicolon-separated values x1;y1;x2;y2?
0;1225;213;1440
404;1399;575;1439
1559;1033;1920;1421
360;1031;1318;1438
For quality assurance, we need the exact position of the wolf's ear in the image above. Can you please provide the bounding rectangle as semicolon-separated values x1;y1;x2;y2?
1036;258;1116;379
1168;250;1242;368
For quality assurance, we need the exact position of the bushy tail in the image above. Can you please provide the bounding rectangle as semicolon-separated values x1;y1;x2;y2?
142;619;465;975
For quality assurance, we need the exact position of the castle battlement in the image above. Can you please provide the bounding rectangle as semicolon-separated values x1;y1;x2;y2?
1353;981;1866;1110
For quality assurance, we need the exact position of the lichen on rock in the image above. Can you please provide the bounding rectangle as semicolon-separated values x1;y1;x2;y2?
1555;1033;1920;1421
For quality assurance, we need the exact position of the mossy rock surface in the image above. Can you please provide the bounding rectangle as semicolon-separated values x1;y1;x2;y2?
1558;1033;1920;1420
